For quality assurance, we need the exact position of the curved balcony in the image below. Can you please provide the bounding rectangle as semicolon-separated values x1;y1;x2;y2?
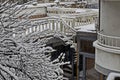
97;32;120;50
94;32;120;75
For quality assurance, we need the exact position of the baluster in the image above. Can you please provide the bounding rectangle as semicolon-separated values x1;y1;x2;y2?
52;20;55;30
39;24;41;31
47;23;49;29
111;38;113;47
35;26;37;32
102;36;104;44
25;29;28;35
27;28;29;34
75;19;77;26
24;29;26;35
115;39;117;47
109;37;111;46
64;26;66;34
29;27;31;33
38;24;40;31
54;22;56;30
88;16;90;24
113;38;116;47
77;18;79;26
80;17;82;25
76;19;78;26
106;36;108;46
63;25;65;33
45;23;47;29
42;24;44;31
13;28;15;37
107;36;110;46
77;18;80;26
86;17;88;24
72;19;75;28
22;31;25;36
60;21;63;32
68;21;70;26
91;16;93;23
88;17;90;24
100;35;102;44
49;21;51;29
89;17;91;24
28;28;30;34
103;36;105;45
104;36;106;45
110;37;112;46
43;24;45;30
33;26;35;32
69;21;71;27
58;21;60;31
101;36;103;44
50;21;52;30
84;17;87;25
40;24;42;31
37;25;39;32
31;27;34;33
56;22;58;31
87;17;88;24
81;17;83;25
117;38;120;48
97;34;100;42
70;21;72;27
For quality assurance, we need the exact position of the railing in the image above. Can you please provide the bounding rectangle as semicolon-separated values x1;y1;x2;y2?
14;14;98;39
47;7;98;15
47;7;98;27
97;32;120;49
63;15;97;27
14;17;77;38
75;15;96;26
47;7;76;14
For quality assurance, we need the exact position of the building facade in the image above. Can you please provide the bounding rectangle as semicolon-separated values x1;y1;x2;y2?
93;0;120;76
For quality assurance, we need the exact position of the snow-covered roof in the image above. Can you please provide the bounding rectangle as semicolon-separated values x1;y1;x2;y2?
91;9;99;12
54;0;60;3
75;9;86;13
76;23;96;33
75;9;98;13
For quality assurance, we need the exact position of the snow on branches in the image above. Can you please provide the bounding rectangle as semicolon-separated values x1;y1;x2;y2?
0;1;70;80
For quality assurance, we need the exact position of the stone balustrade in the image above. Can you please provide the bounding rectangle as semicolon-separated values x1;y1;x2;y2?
13;17;76;38
47;7;98;26
14;15;97;38
97;32;120;49
62;14;97;27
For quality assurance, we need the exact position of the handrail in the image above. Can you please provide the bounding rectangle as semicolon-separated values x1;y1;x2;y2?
60;18;77;33
14;17;77;38
97;32;120;49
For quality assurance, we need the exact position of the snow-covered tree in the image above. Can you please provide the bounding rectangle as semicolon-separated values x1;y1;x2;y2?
0;1;70;80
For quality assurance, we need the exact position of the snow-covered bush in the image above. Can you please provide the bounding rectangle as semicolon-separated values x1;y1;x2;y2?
0;1;69;80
